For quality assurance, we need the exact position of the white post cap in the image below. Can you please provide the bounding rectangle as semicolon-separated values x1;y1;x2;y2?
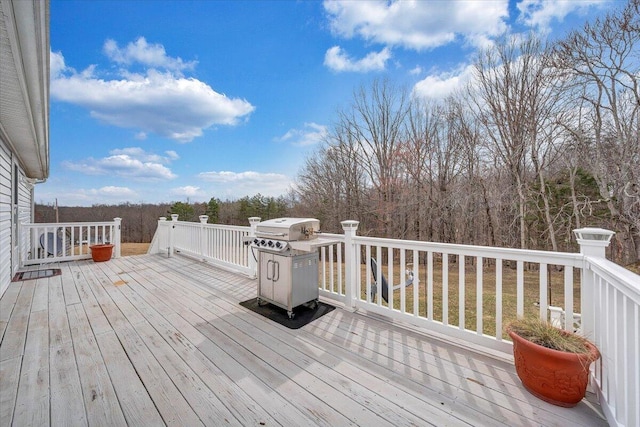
573;227;615;257
341;220;360;230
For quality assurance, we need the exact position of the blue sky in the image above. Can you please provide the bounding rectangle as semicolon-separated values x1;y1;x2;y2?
37;0;615;206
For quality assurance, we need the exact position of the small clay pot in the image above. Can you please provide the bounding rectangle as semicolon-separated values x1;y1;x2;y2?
90;244;114;262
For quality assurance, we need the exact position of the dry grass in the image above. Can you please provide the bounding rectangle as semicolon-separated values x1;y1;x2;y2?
121;243;150;256
507;317;590;353
69;242;149;256
626;261;640;275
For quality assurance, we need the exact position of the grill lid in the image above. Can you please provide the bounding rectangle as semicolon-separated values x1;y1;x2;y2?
255;217;319;241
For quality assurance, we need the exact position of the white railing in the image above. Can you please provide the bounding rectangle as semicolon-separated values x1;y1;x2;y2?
150;215;255;277
583;257;639;427
317;229;585;355
20;218;121;266
152;216;638;426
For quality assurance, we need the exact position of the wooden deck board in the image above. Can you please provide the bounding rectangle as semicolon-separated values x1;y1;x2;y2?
0;254;608;426
0;356;21;426
13;310;49;426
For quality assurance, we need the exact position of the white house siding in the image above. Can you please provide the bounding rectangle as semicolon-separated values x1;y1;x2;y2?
17;162;32;271
0;137;33;297
0;138;13;296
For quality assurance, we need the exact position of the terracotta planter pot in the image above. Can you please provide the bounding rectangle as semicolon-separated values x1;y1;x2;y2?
508;328;600;407
90;244;114;262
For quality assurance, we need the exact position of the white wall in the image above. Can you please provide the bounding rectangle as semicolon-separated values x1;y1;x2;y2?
0;138;12;297
0;137;34;297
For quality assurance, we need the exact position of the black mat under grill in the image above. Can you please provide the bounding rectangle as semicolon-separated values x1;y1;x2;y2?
239;298;335;329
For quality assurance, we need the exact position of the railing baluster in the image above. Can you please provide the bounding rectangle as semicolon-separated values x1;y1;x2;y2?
442;253;448;326
400;249;406;314
564;266;574;331
413;249;419;317
365;245;371;303
376;246;382;307
477;256;483;335
496;258;503;340
539;263;548;320
387;247;393;309
427;251;433;321
329;245;334;293
459;255;465;331
321;246;327;291
517;260;524;318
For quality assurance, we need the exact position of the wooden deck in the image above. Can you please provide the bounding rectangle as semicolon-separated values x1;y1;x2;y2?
1;254;607;426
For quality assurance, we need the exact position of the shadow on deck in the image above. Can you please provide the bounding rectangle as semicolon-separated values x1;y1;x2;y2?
0;254;607;426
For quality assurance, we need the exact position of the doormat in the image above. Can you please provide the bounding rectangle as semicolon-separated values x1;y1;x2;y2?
240;298;335;329
12;268;62;281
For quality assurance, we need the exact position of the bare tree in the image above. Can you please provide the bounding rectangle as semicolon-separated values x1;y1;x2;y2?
555;0;640;262
471;35;563;250
345;78;410;236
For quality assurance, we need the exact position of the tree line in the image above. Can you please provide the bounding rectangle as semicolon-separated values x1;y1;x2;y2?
293;1;639;265
35;194;290;244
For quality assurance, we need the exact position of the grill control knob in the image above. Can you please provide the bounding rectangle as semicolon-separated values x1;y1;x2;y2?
267;240;274;247
260;239;266;246
275;242;282;248
253;238;259;245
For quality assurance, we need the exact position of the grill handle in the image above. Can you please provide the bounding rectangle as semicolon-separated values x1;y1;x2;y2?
255;231;286;237
266;259;273;280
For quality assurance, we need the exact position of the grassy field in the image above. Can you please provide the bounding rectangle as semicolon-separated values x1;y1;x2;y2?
352;260;581;339
121;242;151;256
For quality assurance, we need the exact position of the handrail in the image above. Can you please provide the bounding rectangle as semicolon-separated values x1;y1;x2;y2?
583;256;639;427
150;217;254;276
20;219;121;266
152;218;638;427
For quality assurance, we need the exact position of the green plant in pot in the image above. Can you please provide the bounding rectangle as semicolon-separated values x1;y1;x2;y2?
507;317;600;407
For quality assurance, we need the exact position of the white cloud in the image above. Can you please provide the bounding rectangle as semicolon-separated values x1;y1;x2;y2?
323;0;509;51
409;66;423;76
97;186;138;197
170;186;201;197
198;171;292;198
324;46;391;72
165;150;180;161
103;37;197;72
517;0;608;31
108;147;176;164
63;147;178;181
413;64;475;99
50;43;255;143
276;122;328;146
37;186;138;205
50;50;67;78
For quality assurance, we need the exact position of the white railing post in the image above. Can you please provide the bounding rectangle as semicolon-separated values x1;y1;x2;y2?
573;227;615;340
248;217;261;279
199;215;208;260
113;217;122;258
341;220;360;311
169;214;179;257
157;217;167;255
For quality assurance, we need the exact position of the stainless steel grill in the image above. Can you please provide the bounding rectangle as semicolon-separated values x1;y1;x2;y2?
251;218;336;319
